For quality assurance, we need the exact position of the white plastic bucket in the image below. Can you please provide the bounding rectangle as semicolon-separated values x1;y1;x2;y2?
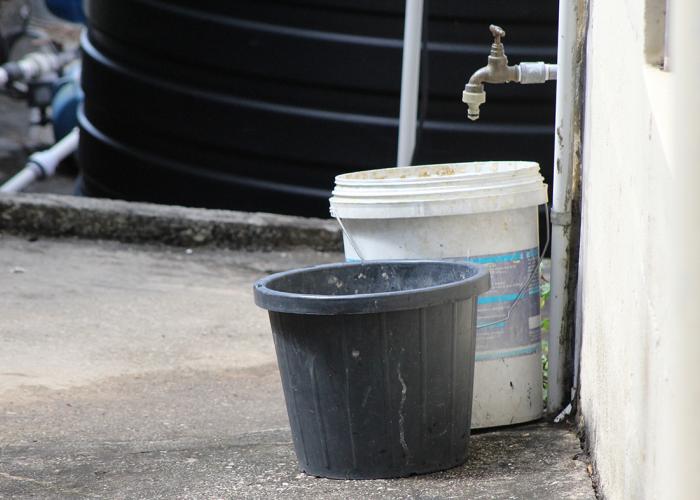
329;161;548;428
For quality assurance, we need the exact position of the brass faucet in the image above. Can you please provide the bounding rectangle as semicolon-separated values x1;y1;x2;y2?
463;25;557;121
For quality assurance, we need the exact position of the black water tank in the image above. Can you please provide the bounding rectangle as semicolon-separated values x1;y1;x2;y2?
79;0;557;217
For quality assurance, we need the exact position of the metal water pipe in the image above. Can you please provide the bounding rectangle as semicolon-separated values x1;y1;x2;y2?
462;25;557;121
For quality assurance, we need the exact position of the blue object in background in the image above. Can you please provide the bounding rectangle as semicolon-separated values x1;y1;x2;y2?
45;0;86;23
52;65;83;141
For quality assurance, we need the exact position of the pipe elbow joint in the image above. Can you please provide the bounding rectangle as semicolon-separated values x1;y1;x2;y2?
467;66;491;87
463;65;491;121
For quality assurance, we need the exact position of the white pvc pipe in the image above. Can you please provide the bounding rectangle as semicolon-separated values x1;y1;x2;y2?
547;0;578;414
0;128;79;193
0;50;77;89
0;164;42;193
17;51;75;81
396;0;424;167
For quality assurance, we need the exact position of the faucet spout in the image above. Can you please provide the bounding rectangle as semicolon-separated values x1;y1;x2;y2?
462;83;486;121
462;24;557;121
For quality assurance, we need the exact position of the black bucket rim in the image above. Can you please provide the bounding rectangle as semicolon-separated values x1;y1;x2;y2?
253;260;490;315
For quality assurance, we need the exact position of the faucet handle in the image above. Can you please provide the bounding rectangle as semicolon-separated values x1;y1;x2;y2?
489;24;506;44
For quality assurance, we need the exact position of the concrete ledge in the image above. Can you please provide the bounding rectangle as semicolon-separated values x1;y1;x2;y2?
0;193;342;252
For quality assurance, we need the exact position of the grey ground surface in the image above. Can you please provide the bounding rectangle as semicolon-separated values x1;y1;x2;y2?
0;235;593;499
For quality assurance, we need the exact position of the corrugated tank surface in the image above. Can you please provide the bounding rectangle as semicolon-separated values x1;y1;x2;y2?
79;0;557;217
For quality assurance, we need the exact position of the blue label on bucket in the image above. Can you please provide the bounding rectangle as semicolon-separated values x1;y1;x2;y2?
346;249;541;361
465;247;541;360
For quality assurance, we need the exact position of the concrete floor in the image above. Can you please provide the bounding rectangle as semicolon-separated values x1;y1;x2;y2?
0;234;594;499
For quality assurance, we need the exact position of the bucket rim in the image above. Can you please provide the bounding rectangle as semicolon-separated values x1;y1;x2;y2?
329;186;548;219
334;161;541;185
253;260;490;315
330;181;545;201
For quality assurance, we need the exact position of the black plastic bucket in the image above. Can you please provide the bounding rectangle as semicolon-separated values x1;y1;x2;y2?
254;260;490;479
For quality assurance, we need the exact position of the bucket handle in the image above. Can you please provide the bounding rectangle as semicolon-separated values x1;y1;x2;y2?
475;204;550;329
334;215;366;261
333;205;551;330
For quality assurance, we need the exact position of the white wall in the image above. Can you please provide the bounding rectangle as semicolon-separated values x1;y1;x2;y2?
577;0;675;498
666;1;700;498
